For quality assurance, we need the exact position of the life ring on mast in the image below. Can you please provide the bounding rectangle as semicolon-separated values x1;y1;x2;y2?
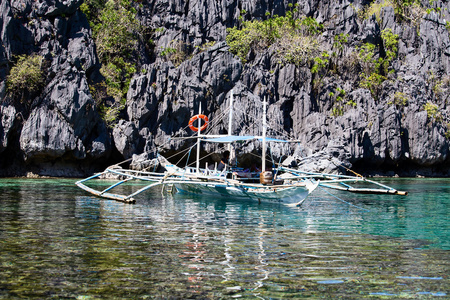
188;114;209;132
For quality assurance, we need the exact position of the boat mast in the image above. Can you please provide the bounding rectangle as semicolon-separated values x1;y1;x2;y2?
228;90;234;163
262;95;267;171
196;102;201;173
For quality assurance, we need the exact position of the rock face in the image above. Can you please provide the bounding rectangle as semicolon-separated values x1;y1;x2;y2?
0;0;110;176
0;0;450;176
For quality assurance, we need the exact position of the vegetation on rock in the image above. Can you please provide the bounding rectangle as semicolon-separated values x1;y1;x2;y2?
424;101;441;122
359;0;424;27
160;40;191;67
6;54;45;106
358;29;399;100
226;5;324;65
329;88;350;117
226;4;401;111
81;0;140;127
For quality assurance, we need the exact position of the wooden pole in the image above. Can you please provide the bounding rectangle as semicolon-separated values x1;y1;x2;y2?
228;90;234;165
262;96;267;171
196;102;201;173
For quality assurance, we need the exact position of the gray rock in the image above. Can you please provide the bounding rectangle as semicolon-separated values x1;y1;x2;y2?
0;0;109;175
34;0;83;17
113;120;139;159
130;153;159;171
1;0;450;177
0;104;16;153
19;106;85;161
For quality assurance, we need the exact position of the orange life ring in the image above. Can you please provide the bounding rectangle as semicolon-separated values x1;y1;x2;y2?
188;114;209;132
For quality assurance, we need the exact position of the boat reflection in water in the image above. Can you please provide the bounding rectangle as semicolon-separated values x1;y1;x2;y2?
79;184;447;298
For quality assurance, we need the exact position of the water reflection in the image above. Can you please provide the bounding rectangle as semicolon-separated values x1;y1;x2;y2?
254;219;269;294
0;178;448;298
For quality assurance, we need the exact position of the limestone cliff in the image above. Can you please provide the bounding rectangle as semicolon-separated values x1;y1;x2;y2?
1;0;449;177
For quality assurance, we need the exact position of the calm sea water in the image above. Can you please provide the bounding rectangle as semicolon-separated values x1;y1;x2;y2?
0;178;448;299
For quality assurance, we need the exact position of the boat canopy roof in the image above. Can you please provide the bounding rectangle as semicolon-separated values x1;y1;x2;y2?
201;135;290;143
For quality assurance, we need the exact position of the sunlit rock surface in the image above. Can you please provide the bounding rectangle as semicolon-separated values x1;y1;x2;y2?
0;0;449;176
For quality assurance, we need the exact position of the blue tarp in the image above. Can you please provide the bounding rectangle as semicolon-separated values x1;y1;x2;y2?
201;135;290;143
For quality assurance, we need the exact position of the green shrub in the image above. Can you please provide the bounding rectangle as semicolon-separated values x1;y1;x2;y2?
300;16;324;35
380;28;399;74
331;106;344;117
360;0;423;25
276;34;320;67
94;0;139;62
424;101;441;121
391;91;408;106
226;19;271;64
311;52;330;92
160;40;190;67
429;73;450;102
357;29;398;99
160;47;177;58
359;0;395;22
357;43;380;76
357;41;384;98
195;41;216;53
311;52;329;74
99;102;124;127
226;10;324;65
360;73;386;99
6;55;44;103
100;58;135;104
80;0;106;26
330;87;353;117
330;33;349;71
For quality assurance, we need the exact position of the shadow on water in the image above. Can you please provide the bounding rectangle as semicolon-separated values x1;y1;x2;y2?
0;178;448;299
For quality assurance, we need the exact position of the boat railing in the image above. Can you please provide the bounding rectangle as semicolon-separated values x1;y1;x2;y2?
180;165;228;178
105;168;166;180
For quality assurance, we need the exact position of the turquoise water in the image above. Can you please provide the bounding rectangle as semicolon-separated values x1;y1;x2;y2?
300;178;450;250
0;178;448;298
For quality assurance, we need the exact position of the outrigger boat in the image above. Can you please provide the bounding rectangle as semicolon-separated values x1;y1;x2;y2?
76;92;407;205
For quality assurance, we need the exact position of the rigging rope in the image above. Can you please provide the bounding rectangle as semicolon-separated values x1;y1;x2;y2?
184;145;228;168
175;143;196;166
184;145;193;168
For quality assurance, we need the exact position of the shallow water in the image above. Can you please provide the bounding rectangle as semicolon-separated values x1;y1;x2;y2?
0;178;448;299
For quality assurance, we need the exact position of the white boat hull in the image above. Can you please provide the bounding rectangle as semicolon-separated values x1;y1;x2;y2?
172;182;311;205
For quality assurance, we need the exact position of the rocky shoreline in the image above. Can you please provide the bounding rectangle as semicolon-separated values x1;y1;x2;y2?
1;0;449;178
